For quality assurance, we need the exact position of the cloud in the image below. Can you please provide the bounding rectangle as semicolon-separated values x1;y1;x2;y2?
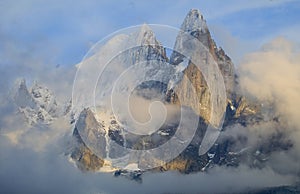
0;64;74;152
236;37;300;176
239;37;300;128
0;103;72;152
0;137;297;194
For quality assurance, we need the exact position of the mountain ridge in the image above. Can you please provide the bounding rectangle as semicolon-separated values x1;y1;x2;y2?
11;9;293;178
68;9;261;173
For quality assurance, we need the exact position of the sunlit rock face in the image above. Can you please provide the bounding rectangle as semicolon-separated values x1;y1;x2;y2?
71;126;105;172
167;9;235;123
68;9;284;174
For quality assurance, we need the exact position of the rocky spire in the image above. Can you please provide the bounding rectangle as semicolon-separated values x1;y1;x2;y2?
70;9;264;173
128;24;167;61
171;8;235;99
167;8;237;123
13;79;70;125
180;9;208;34
13;78;36;109
179;9;216;57
135;24;158;45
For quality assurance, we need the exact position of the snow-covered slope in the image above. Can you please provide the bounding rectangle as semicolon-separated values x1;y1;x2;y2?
72;24;170;118
13;78;71;125
70;24;178;171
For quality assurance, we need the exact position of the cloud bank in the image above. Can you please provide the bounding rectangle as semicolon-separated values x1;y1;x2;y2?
236;37;300;176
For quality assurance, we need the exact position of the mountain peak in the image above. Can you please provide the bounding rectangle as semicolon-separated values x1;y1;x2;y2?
139;23;152;34
12;78;71;125
189;9;204;19
16;77;27;88
135;24;158;46
181;9;208;34
126;23;167;61
13;78;36;109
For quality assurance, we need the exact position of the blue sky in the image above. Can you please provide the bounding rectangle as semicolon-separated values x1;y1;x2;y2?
0;0;299;67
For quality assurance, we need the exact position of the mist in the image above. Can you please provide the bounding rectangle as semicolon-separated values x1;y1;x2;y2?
0;136;297;194
239;37;300;128
235;37;300;176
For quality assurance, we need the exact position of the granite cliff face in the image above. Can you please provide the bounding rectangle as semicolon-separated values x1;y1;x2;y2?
71;109;105;171
68;9;288;174
167;9;235;123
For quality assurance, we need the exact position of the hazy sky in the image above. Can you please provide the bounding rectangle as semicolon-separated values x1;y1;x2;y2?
0;0;299;67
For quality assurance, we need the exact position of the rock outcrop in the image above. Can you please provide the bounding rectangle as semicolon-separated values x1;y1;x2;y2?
167;9;235;122
69;9;283;174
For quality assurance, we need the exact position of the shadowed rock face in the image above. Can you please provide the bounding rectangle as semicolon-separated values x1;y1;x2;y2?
70;9;285;174
166;62;212;122
71;126;105;171
70;108;106;171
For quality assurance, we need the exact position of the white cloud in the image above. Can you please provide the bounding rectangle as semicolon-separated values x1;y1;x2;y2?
0;136;297;194
236;37;300;177
239;37;300;128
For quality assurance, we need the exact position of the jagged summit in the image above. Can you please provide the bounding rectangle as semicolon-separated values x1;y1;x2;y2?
170;8;212;65
181;9;208;34
172;8;235;98
13;78;36;109
127;24;167;61
135;24;158;45
179;8;213;51
131;24;167;59
13;79;71;125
